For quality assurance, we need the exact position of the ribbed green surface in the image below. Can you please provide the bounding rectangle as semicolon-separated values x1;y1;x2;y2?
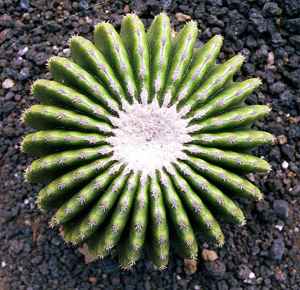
22;13;274;269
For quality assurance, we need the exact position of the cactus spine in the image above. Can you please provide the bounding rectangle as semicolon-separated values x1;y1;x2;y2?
22;13;274;270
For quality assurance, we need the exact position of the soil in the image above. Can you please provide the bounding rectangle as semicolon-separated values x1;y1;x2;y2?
0;0;299;289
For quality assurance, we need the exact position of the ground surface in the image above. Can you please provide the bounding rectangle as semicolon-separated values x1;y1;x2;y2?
0;0;300;289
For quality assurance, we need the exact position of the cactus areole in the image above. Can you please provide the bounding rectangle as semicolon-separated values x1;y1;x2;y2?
22;14;275;270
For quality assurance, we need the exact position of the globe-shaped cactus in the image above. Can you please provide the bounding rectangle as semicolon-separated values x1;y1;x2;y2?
22;13;275;270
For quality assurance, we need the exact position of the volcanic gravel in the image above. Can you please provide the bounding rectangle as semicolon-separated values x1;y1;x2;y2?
0;0;300;289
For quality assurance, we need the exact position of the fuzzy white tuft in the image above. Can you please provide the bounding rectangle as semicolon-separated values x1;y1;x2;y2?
108;101;191;176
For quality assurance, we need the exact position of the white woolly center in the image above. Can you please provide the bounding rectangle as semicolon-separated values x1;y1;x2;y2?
108;101;191;176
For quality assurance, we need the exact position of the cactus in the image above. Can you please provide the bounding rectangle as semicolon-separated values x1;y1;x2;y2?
22;13;275;270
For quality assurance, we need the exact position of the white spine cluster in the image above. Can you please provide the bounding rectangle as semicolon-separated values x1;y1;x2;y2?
108;100;192;178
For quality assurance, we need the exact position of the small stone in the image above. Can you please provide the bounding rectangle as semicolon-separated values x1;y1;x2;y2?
47;21;61;33
292;184;300;195
88;277;97;285
283;0;300;17
111;275;120;285
9;240;24;254
19;67;30;81
175;13;192;22
20;0;30;10
281;161;289;169
270;238;285;261
267;51;275;66
238;264;252;281
79;0;89;10
62;48;70;56
184;259;197;275
2;78;14;89
274;268;286;281
0;101;15;113
272;32;286;47
34;52;48;66
123;5;130;13
273;200;289;220
78;244;98;264
145;280;151;290
249;9;267;33
289;35;300;49
275;224;284;231
162;0;172;9
99;258;119;273
0;29;10;44
286;68;300;89
277;135;287;144
263;2;282;16
270;82;285;94
284;18;300;33
204;260;226;280
201;249;218;262
18;47;28;56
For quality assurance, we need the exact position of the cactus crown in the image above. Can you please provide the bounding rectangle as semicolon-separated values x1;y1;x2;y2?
22;13;274;270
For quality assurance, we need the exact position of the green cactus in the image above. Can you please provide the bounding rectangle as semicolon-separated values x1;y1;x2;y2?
22;13;275;270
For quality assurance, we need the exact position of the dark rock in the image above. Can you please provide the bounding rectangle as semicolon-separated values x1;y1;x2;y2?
244;63;255;75
99;258;119;273
19;67;30;81
273;200;289;220
249;9;267;33
111;275;120;285
269;82;285;95
282;0;300;16
204;260;226;280
246;35;257;48
9;239;24;254
20;0;30;10
226;0;250;15
281;144;295;161
271;32;286;47
284;69;300;88
33;52;48;66
292;184;300;196
0;101;15;113
270;238;285;261
279;90;295;103
284;18;300;33
263;2;282;16
31;255;43;265
207;0;223;6
226;10;248;38
79;0;89;10
289;35;300;48
0;28;10;44
46;21;61;33
274;268;287;281
256;45;269;63
237;264;251;280
217;280;229;290
162;0;172;10
133;0;161;15
0;14;14;27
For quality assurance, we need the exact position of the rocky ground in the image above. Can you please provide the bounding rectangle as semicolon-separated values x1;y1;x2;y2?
0;0;300;289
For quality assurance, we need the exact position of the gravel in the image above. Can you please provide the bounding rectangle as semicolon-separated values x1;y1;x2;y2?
0;0;299;289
